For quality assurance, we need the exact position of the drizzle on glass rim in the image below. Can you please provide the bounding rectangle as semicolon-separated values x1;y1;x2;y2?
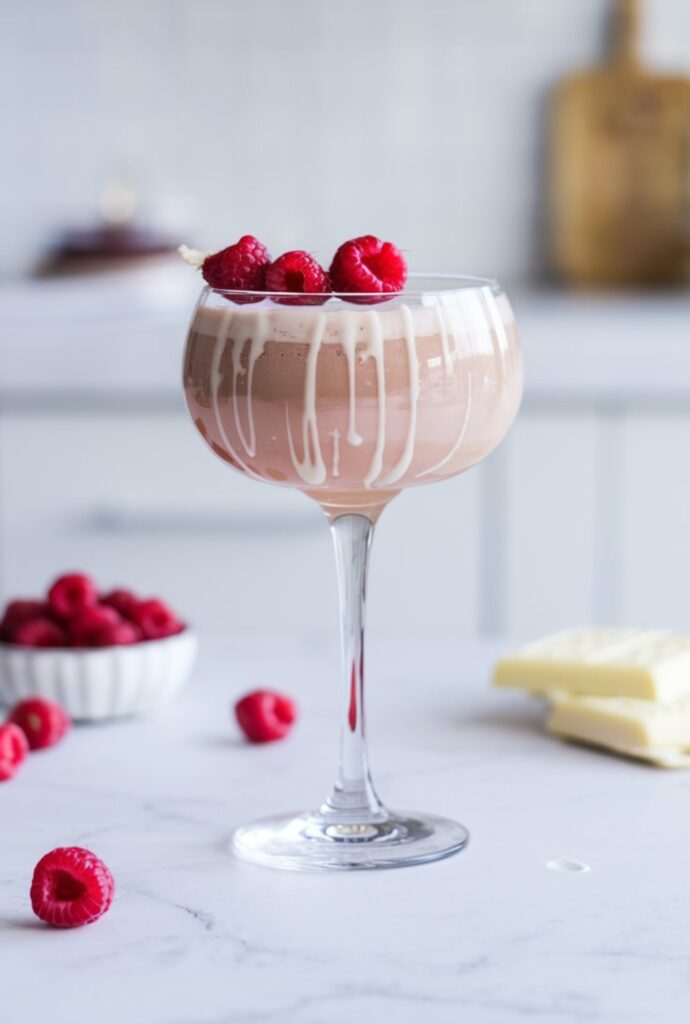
201;273;502;302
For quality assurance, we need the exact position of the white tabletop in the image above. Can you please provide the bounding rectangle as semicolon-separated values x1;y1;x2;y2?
3;633;690;1023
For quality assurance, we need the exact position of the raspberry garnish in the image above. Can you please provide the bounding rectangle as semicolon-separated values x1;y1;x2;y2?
48;573;98;621
0;723;29;781
329;234;407;300
101;588;139;621
234;690;297;743
8;697;70;750
30;847;114;928
12;617;68;647
265;250;330;305
201;235;271;301
0;599;47;641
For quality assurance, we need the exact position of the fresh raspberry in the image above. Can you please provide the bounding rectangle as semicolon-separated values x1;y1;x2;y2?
30;847;114;928
69;606;142;646
129;598;184;640
7;697;71;750
264;251;330;305
88;621;141;647
12;617;68;647
100;588;139;621
202;235;271;301
69;605;121;646
0;723;29;781
48;573;98;620
0;599;48;640
234;690;297;743
329;234;407;300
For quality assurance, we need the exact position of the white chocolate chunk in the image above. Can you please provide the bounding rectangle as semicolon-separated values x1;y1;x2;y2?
547;694;690;768
177;244;207;269
493;627;690;702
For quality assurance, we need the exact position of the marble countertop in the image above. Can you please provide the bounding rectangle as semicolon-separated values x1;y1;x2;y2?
3;633;690;1024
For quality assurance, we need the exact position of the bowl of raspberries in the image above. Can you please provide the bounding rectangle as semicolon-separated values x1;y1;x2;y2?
0;573;197;720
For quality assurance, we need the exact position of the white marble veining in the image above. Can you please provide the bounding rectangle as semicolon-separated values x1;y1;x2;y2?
2;633;690;1023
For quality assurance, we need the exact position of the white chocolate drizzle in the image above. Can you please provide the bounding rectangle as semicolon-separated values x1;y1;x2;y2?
330;429;341;478
377;304;419;486
197;292;519;494
363;311;386;489
286;312;328;485
210;309;263;481
341;315;363;447
416;372;473;479
480;288;508;401
232;311;267;457
436;303;454;376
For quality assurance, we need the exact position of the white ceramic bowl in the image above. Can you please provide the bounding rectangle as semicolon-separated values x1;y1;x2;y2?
0;629;197;721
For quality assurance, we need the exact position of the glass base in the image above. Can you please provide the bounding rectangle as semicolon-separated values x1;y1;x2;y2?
232;809;469;871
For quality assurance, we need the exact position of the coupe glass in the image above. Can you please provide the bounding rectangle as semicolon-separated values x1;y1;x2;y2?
183;275;523;870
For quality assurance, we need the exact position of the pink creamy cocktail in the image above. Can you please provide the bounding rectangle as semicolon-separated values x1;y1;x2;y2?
182;270;523;871
184;279;522;522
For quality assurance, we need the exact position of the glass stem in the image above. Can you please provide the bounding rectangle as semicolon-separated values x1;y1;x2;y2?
322;513;386;822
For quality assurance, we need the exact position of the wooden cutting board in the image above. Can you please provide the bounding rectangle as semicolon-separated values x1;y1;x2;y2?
549;0;690;287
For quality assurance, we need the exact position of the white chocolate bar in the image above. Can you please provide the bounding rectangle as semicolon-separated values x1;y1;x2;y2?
493;627;690;702
547;693;690;768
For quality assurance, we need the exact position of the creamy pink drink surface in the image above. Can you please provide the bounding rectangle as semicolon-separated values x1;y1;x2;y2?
183;290;523;520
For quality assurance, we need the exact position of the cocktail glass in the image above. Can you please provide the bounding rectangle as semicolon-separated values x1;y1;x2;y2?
183;275;523;870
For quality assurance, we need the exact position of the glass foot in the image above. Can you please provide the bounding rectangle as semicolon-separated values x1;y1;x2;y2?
232;809;469;871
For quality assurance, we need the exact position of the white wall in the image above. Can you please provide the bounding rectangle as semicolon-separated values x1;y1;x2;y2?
4;0;690;281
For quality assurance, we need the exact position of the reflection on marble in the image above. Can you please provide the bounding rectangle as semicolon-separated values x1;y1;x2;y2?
2;634;690;1023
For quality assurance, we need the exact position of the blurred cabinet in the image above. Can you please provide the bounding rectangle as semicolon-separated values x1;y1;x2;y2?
620;414;690;629
369;467;482;636
499;408;690;637
504;413;599;635
0;411;329;635
0;410;482;637
3;405;690;640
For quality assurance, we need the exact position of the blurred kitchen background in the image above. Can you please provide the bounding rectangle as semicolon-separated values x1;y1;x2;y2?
2;0;690;642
